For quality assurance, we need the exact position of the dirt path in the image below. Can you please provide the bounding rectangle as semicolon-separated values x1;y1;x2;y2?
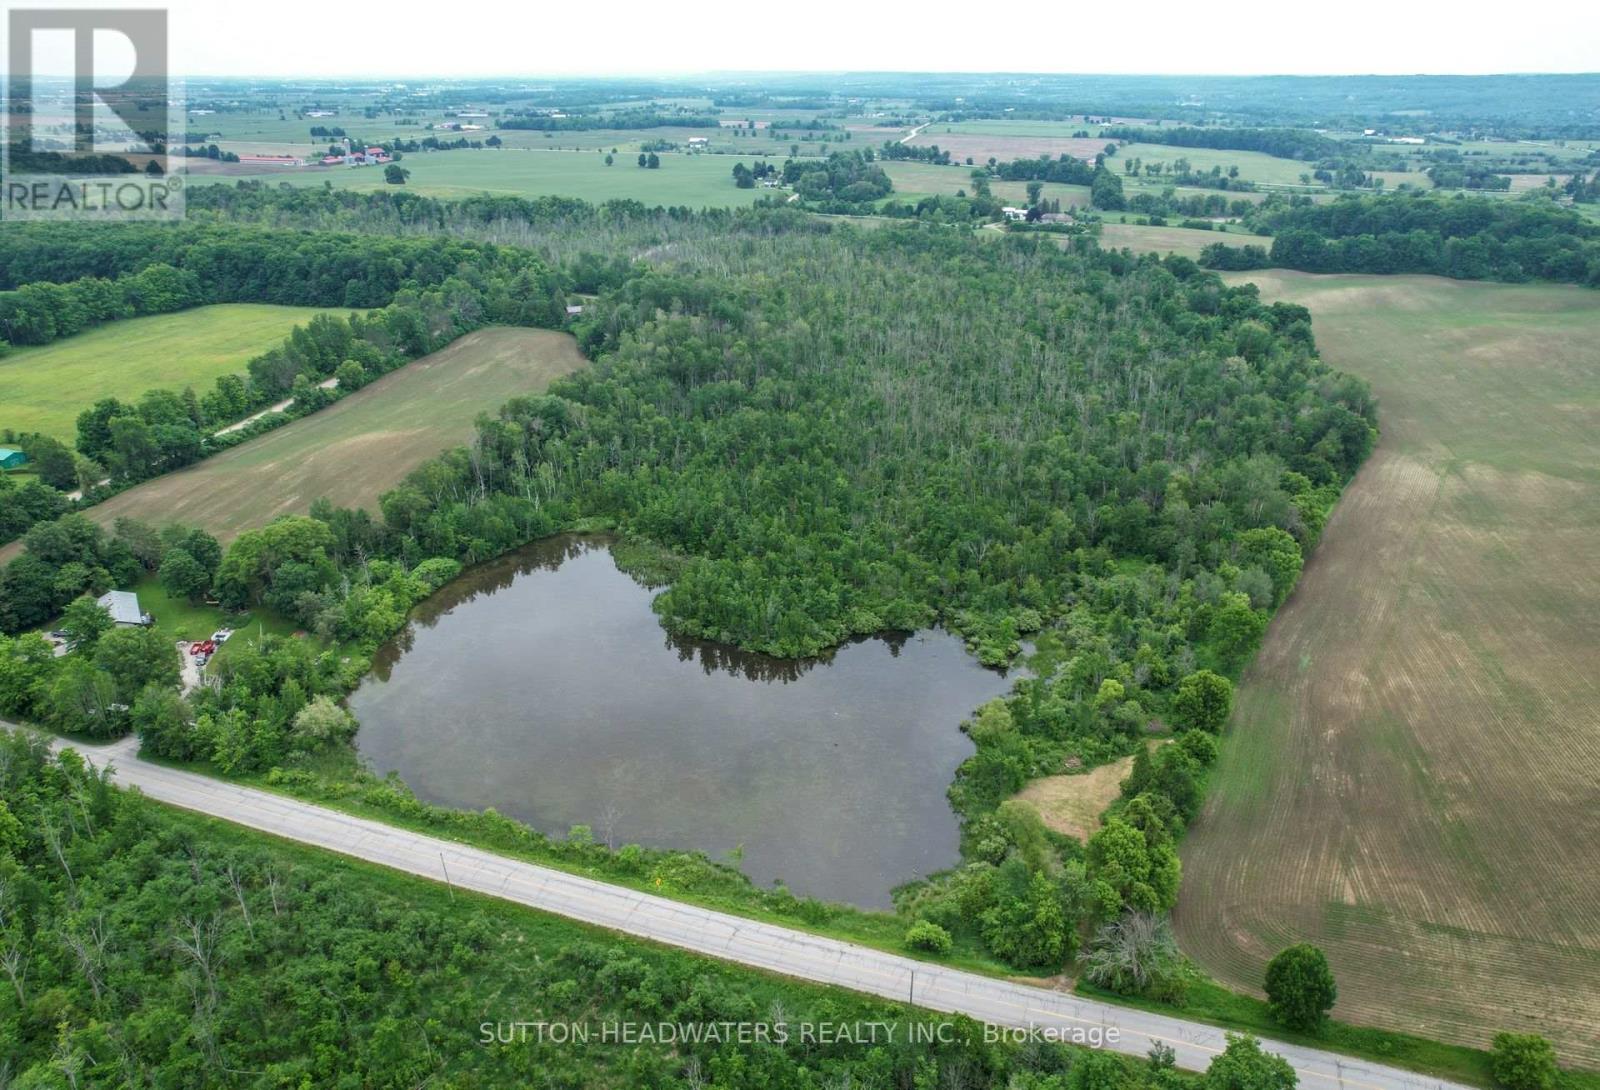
1175;272;1600;1064
213;377;338;437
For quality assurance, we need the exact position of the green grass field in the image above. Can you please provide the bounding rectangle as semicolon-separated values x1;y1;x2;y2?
60;327;586;545
0;304;332;439
882;161;1092;208
1110;141;1317;186
1175;272;1600;1067
220;148;796;206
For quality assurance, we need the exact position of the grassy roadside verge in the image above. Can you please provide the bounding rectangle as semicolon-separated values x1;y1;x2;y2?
1079;980;1600;1090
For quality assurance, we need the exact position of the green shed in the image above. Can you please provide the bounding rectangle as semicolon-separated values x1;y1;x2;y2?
0;448;28;470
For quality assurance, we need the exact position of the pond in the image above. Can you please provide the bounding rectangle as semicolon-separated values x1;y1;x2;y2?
349;535;1016;907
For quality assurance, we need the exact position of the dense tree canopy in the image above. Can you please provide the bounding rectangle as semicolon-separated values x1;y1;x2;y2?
1200;192;1600;286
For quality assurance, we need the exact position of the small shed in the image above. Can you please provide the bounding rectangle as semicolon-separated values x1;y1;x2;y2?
97;590;149;627
0;447;27;470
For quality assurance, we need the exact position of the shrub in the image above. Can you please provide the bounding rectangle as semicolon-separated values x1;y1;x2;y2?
904;920;953;955
1490;1033;1559;1090
1205;1034;1296;1090
1082;911;1190;1003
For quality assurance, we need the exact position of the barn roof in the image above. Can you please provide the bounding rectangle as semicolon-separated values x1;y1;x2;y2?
97;590;145;626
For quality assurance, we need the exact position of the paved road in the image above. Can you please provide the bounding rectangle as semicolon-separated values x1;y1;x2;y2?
39;732;1469;1090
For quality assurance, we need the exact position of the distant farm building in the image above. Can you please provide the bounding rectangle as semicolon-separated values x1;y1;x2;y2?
306;109;336;118
0;447;28;470
97;590;151;627
1001;206;1029;221
687;136;710;149
320;147;391;166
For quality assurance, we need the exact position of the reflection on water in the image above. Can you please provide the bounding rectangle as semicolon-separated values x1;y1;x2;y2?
351;535;1014;907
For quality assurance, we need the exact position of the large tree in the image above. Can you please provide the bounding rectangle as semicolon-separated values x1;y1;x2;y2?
94;625;180;702
1264;944;1337;1032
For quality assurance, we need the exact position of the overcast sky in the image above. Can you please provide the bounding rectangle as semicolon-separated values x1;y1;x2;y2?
8;0;1599;78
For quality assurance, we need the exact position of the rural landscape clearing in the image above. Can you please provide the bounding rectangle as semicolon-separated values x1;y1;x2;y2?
5;328;585;552
2;24;1598;1090
1178;273;1600;1064
0;304;331;438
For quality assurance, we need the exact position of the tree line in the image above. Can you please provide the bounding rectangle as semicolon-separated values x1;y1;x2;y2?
497;107;720;131
1099;126;1343;163
0;262;201;349
1198;192;1600;286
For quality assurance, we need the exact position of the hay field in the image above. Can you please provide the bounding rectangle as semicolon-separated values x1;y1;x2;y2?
221;149;788;206
1097;223;1272;259
1175;272;1600;1066
0;305;332;439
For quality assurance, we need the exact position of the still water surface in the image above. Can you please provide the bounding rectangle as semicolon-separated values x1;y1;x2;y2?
350;535;1015;906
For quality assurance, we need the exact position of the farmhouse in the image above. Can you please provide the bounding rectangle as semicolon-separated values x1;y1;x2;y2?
1001;206;1029;221
0;447;28;470
687;136;710;149
96;590;151;627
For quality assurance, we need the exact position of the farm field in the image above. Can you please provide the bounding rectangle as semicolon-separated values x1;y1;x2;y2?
882;161;1092;207
0;304;333;439
1096;223;1272;259
905;123;1108;165
221;148;789;206
1108;141;1319;186
49;327;585;546
1174;272;1600;1065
